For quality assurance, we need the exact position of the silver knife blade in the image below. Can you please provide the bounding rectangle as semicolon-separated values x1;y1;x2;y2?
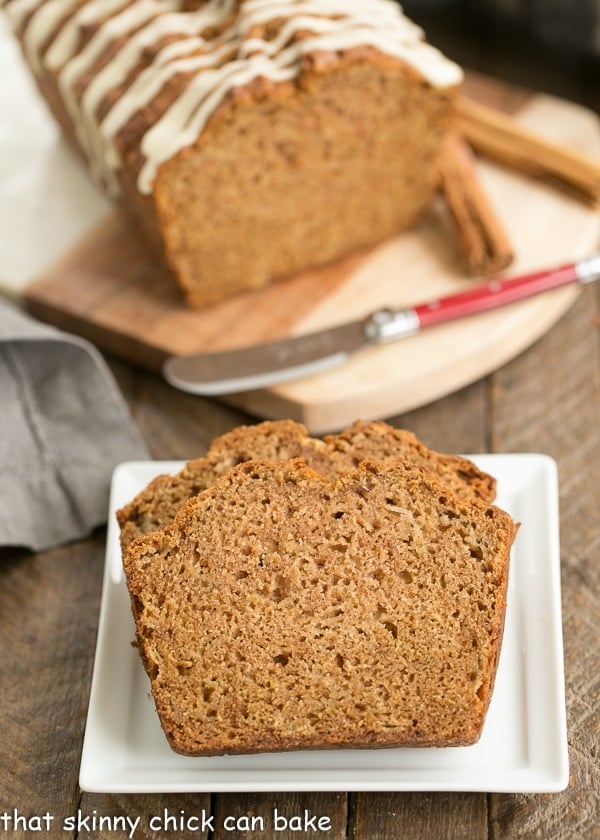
163;252;600;396
163;309;420;395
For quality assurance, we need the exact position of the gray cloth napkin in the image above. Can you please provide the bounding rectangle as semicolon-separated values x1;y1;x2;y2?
0;298;149;551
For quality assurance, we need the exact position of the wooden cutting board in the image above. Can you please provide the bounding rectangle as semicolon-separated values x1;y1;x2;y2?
20;74;600;433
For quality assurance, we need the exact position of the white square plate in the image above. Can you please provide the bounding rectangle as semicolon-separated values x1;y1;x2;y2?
80;454;568;793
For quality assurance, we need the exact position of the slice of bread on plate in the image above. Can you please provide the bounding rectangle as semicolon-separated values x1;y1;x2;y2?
123;457;516;756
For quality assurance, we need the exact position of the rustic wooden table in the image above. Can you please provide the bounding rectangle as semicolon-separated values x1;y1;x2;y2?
1;279;598;838
1;19;599;837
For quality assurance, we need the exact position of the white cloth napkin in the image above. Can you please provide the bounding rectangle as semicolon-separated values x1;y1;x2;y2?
0;298;148;550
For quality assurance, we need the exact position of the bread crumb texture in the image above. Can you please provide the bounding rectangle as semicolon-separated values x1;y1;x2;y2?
117;419;497;549
124;454;516;756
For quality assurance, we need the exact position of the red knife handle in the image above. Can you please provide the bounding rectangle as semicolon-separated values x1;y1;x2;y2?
414;262;579;329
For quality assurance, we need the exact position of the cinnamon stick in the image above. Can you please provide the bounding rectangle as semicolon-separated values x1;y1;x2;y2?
438;133;514;276
457;96;600;208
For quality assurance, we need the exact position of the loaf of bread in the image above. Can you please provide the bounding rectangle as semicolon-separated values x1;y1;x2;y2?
124;457;516;756
2;0;462;307
117;419;497;549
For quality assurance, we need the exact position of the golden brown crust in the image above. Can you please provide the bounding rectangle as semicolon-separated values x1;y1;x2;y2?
117;419;496;550
124;457;516;756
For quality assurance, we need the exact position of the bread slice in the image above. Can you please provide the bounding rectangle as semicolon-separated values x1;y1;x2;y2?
117;419;496;550
124;458;516;756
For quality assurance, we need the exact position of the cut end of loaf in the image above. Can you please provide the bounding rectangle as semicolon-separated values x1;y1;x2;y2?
124;458;516;757
153;54;457;308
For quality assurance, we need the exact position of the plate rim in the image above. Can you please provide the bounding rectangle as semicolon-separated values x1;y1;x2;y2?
79;452;569;793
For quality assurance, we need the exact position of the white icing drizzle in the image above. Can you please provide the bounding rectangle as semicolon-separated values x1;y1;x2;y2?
58;0;169;127
136;0;462;192
4;0;49;34
100;38;235;175
81;15;204;128
81;2;235;191
138;53;298;191
45;0;132;70
22;0;80;70
6;0;463;195
239;0;413;37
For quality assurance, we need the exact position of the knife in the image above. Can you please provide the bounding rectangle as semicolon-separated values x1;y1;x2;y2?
163;254;600;395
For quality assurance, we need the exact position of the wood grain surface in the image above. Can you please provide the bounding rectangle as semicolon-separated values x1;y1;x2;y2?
1;44;599;840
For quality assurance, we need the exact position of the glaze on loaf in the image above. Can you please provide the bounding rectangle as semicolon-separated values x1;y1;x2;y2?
3;0;463;306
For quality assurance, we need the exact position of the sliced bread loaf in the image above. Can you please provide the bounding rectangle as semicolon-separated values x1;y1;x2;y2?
124;458;516;756
117;419;496;550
